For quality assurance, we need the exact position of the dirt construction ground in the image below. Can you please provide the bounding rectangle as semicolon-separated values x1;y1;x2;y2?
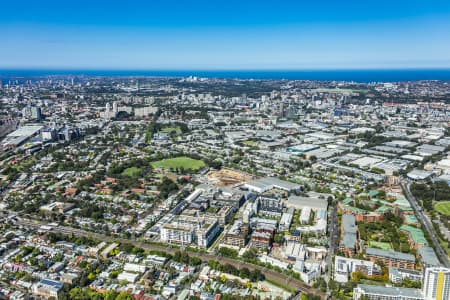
207;168;253;186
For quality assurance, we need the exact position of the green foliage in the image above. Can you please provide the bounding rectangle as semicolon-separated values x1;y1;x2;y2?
172;251;202;266
68;288;133;300
354;132;392;147
371;167;385;174
158;176;178;199
312;277;327;292
147;249;173;259
46;232;98;246
145;122;155;143
107;158;153;180
119;243;145;256
115;292;134;300
122;167;142;178
435;201;450;216
109;269;120;279
207;260;265;282
217;247;238;259
204;158;223;169
401;278;422;289
273;233;284;244
411;182;450;211
301;294;322;300
242;247;258;262
75;203;105;221
358;218;410;252
87;272;96;281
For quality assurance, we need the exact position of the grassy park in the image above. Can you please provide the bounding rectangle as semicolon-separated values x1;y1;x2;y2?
435;201;450;216
369;241;393;250
151;156;205;171
122;167;142;177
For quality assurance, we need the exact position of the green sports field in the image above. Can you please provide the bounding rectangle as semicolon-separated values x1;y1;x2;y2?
151;156;205;171
435;201;450;216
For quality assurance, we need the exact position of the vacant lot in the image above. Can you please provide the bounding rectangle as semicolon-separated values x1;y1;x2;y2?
435;201;450;216
151;157;205;171
207;167;253;186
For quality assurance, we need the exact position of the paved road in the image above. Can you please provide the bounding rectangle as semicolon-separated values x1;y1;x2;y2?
16;218;329;299
401;180;450;267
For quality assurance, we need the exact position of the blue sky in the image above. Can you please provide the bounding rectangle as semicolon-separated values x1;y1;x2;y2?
1;0;450;70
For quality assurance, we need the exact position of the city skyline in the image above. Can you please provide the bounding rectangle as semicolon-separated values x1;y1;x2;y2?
1;0;450;70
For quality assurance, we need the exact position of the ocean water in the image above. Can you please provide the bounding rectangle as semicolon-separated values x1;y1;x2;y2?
1;69;450;82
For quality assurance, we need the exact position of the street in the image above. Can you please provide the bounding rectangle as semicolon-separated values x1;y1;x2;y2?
401;180;450;267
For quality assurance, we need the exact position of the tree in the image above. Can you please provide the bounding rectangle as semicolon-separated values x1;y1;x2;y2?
189;256;202;266
239;267;250;279
158;177;178;199
273;234;284;244
145;122;155;143
220;274;227;283
242;247;258;261
116;292;134;300
68;288;90;300
109;270;120;279
217;247;238;258
87;272;95;281
246;281;252;289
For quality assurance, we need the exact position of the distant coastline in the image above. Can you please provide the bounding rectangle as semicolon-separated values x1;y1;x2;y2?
1;69;450;82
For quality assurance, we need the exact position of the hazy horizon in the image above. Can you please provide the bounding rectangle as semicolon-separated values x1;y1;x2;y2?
2;68;450;82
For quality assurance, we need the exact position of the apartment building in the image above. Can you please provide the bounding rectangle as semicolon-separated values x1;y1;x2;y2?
365;248;415;270
160;215;221;247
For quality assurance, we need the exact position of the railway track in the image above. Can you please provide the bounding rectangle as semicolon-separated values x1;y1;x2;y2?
17;218;328;298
